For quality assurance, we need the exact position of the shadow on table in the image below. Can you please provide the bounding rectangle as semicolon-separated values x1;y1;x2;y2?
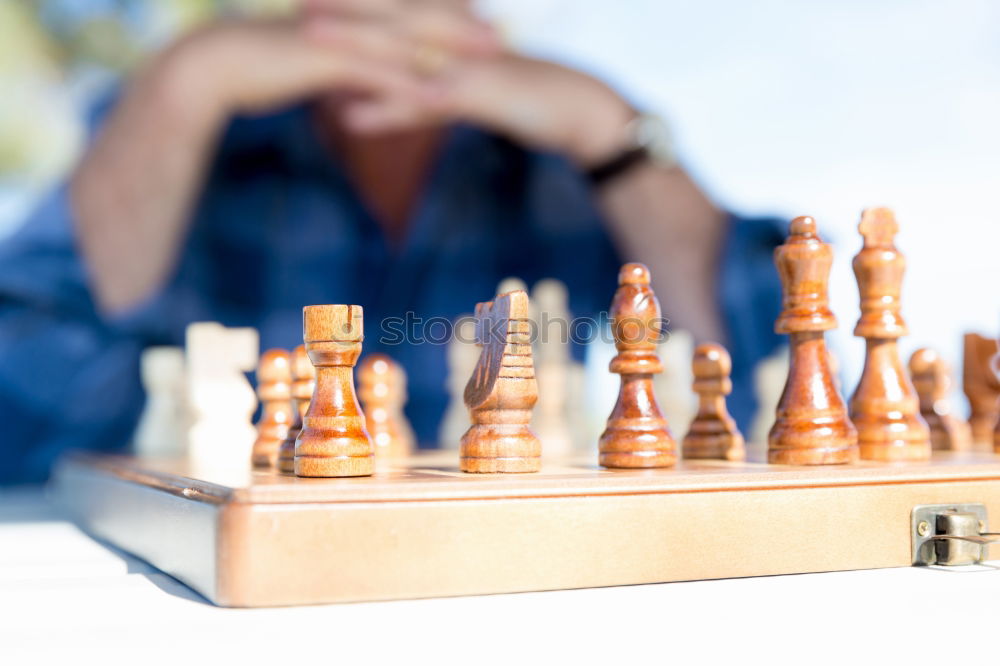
0;485;61;523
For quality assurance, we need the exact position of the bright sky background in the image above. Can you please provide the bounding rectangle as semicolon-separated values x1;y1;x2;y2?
485;0;1000;391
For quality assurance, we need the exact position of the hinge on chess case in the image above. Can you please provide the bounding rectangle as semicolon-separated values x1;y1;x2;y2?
912;504;1000;565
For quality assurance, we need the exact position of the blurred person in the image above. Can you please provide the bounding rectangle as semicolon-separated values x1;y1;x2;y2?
0;0;784;483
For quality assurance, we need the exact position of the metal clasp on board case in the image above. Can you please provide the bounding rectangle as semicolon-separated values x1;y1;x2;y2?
912;504;1000;566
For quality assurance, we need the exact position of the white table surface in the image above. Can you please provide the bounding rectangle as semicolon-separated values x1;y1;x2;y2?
2;486;998;665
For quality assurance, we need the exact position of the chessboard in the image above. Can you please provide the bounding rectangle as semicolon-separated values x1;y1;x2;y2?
52;450;1000;607
51;209;1000;607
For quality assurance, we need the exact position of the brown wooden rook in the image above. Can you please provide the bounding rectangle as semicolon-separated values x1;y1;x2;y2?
768;216;858;465
294;305;374;477
599;263;677;468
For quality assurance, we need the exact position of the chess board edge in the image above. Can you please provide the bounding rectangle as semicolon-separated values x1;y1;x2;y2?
51;451;1000;607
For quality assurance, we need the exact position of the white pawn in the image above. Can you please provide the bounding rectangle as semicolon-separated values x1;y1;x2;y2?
186;322;259;474
652;329;697;448
440;317;480;448
497;276;528;296
531;278;577;457
133;347;189;458
749;345;790;459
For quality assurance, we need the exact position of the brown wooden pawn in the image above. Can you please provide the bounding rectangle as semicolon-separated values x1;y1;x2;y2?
294;305;374;477
682;343;745;461
460;290;541;473
768;217;858;465
848;208;931;461
251;349;294;469
358;354;415;460
598;263;677;468
908;348;972;452
993;351;1000;453
277;345;315;474
963;333;1000;448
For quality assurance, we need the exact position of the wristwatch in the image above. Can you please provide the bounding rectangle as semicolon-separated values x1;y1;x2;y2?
585;112;678;187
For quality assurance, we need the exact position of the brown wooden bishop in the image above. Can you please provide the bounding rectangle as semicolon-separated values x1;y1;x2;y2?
682;343;745;461
294;305;374;477
251;349;294;469
277;345;316;474
963;332;1000;448
460;290;541;473
909;348;972;452
358;354;415;460
848;208;931;461
599;263;676;468
768;217;858;465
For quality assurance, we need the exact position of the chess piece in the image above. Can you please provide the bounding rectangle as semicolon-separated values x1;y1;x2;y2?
963;332;1000;448
460;290;541;473
497;276;529;300
993;352;1000;453
186;322;259;471
532;278;575;457
598;263;677;468
133;346;189;457
294;305;374;477
848;208;931;461
653;329;697;449
909;348;972;452
277;345;316;474
358;354;415;460
251;349;294;469
749;345;789;457
440;317;480;448
682;343;746;461
768;217;858;465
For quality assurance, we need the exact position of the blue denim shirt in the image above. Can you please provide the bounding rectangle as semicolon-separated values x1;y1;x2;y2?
0;103;785;483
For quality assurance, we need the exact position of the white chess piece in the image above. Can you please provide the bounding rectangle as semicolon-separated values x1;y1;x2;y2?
186;322;259;474
749;345;790;459
531;279;577;457
653;329;697;447
133;347;188;458
440;317;480;448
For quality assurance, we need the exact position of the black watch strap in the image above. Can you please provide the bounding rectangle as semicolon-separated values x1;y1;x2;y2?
584;145;650;187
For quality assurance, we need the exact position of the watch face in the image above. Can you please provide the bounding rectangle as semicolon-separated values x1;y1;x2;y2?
634;114;677;166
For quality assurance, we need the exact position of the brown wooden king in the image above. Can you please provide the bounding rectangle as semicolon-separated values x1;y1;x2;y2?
849;208;931;461
599;263;676;468
294;305;374;477
768;217;858;465
460;290;541;473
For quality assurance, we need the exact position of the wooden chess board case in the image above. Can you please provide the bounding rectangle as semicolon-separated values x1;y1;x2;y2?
51;451;1000;607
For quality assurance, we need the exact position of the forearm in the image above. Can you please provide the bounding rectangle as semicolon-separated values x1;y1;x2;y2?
70;52;224;315
596;164;728;344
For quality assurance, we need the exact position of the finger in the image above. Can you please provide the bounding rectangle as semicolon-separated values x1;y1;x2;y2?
301;0;401;21
302;15;411;64
302;0;474;22
302;4;501;62
339;96;435;134
220;22;428;112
